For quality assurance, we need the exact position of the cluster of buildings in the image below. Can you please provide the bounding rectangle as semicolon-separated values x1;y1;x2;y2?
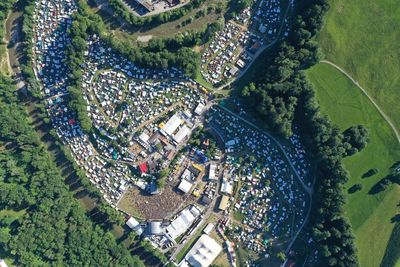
32;0;139;204
206;106;309;253
126;204;203;249
123;0;186;16
200;22;251;85
252;0;284;40
31;0;310;265
81;38;207;154
200;0;291;85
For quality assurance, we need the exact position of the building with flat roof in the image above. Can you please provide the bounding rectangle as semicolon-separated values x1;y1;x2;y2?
221;180;233;195
173;125;191;143
194;103;205;115
219;195;229;211
161;114;182;136
208;163;217;180
184;234;222;267
203;223;214;235
178;179;193;194
126;217;144;235
165;205;201;240
148;221;163;235
126;217;139;229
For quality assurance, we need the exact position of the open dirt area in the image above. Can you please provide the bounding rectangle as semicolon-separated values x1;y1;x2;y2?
118;182;195;220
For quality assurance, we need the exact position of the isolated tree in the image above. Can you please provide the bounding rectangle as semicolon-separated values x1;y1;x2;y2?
342;125;370;156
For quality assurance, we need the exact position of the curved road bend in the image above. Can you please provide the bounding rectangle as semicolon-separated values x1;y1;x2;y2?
217;105;314;261
216;2;293;91
320;60;400;145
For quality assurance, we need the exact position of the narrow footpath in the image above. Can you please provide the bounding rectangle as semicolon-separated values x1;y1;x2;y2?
320;60;400;145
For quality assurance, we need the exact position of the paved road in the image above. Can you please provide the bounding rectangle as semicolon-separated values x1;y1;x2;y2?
320;60;400;145
216;2;293;91
217;105;314;262
218;105;312;194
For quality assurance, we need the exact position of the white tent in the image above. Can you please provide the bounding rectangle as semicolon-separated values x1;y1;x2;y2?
126;217;139;229
161;114;182;136
184;234;222;267
173;125;191;143
208;164;217;180
194;103;205;115
178;179;193;194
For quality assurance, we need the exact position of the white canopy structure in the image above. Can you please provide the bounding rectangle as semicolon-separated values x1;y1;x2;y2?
184;234;222;267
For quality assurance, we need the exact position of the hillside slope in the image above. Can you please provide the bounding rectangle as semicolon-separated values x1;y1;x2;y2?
307;63;400;267
317;0;400;136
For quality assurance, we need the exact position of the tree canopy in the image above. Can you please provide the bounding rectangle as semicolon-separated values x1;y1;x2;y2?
0;75;145;267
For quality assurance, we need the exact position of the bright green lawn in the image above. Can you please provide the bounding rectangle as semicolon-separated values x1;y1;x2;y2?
316;0;400;136
307;63;400;267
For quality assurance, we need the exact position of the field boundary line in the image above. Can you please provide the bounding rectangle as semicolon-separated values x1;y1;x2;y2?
320;60;400;145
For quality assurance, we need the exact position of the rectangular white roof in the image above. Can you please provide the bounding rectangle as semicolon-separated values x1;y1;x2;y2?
166;206;199;240
203;223;214;235
194;103;205;115
173;125;191;143
162;114;182;136
208;164;217;180
126;217;139;229
221;180;233;195
178;179;193;194
185;234;222;267
0;260;8;267
139;132;150;143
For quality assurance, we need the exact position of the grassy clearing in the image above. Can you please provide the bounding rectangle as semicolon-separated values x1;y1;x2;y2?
380;223;400;267
0;209;26;218
1;12;11;76
307;63;400;267
195;67;213;90
0;45;11;75
89;0;224;43
233;210;246;222
316;0;400;137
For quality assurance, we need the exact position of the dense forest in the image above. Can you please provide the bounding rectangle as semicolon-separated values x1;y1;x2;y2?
241;0;363;266
0;75;145;266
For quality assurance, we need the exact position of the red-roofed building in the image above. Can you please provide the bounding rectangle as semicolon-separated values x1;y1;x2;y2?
68;118;76;125
139;163;148;175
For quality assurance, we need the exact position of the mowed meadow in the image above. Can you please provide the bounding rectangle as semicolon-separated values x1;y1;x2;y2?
316;0;400;136
307;63;400;267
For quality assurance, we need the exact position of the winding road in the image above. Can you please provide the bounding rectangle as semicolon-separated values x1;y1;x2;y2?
216;0;293;91
320;60;400;145
217;105;314;259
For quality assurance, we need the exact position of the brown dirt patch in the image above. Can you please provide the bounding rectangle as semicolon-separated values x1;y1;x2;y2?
118;182;195;220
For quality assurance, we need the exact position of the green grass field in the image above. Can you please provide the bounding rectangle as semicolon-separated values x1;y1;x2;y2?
307;63;400;267
316;0;400;138
89;0;224;43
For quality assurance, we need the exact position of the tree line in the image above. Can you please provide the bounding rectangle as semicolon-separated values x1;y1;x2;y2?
241;0;367;265
12;1;165;265
0;75;145;266
66;0;221;133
